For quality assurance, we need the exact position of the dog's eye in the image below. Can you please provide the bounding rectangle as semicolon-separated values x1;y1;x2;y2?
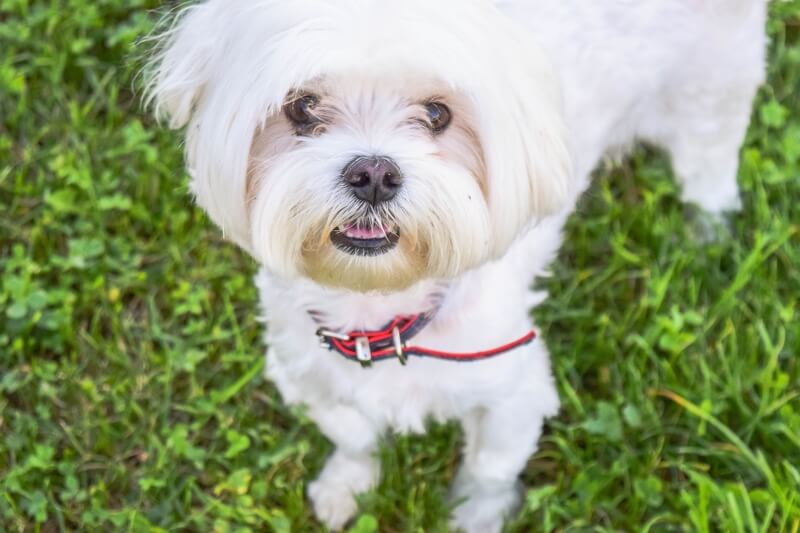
424;102;452;133
285;94;321;131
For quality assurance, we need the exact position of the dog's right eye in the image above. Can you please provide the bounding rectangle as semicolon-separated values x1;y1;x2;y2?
284;94;321;131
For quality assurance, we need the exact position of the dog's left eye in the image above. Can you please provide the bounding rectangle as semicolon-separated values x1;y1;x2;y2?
284;94;321;131
424;102;452;133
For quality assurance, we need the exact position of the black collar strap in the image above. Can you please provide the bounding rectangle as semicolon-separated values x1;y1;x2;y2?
316;312;536;368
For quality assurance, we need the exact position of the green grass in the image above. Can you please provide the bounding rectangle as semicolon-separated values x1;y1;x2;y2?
1;1;799;531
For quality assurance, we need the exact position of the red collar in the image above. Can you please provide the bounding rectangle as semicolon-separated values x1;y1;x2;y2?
316;312;536;368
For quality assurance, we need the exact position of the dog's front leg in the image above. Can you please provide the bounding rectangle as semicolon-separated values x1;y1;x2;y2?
306;401;382;531
450;386;557;533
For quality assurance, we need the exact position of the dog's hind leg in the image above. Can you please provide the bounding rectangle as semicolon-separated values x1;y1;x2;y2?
306;402;381;530
656;79;762;217
641;6;766;219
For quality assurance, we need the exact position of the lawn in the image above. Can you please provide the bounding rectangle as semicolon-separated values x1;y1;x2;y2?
1;1;799;532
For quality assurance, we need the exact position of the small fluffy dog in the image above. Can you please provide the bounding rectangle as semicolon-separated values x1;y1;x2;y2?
146;1;767;531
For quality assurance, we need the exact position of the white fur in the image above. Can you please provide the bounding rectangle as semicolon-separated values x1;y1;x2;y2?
147;1;767;531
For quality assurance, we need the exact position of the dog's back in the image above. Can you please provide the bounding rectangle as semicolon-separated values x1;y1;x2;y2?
498;0;768;204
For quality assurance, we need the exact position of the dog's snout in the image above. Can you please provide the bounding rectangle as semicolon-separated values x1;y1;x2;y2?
342;156;403;206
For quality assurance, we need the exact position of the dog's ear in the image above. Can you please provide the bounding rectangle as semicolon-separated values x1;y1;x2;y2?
470;20;574;256
145;4;220;128
144;3;258;251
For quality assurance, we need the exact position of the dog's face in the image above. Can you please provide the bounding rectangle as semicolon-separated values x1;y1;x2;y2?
250;77;490;290
147;0;573;292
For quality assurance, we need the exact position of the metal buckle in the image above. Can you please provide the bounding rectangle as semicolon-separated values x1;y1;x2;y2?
392;327;407;365
355;337;372;368
316;328;350;349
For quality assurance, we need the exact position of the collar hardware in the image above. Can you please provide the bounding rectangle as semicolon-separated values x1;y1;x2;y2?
392;326;407;365
355;336;373;367
315;313;536;367
316;328;351;341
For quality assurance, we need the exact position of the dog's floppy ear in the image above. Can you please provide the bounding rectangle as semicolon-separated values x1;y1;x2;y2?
468;14;574;256
145;4;219;128
145;2;259;251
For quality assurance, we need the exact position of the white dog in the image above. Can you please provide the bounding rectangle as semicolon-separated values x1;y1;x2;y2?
146;1;767;531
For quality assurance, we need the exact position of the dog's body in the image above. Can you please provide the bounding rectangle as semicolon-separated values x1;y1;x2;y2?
148;1;767;531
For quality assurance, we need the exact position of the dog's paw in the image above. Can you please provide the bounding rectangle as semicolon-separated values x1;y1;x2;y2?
307;451;378;530
308;477;359;531
450;505;504;533
449;491;519;533
449;476;521;533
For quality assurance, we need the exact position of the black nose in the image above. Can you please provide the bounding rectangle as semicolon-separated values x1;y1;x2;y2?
342;156;403;206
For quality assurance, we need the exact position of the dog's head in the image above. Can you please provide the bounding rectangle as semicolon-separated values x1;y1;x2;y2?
146;0;572;291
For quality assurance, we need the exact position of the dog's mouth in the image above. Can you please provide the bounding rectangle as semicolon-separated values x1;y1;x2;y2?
330;221;400;256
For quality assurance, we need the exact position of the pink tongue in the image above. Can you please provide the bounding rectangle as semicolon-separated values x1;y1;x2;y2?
343;224;388;240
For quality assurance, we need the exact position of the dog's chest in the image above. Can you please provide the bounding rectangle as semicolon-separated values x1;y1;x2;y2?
269;326;530;434
339;360;472;432
258;265;536;432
